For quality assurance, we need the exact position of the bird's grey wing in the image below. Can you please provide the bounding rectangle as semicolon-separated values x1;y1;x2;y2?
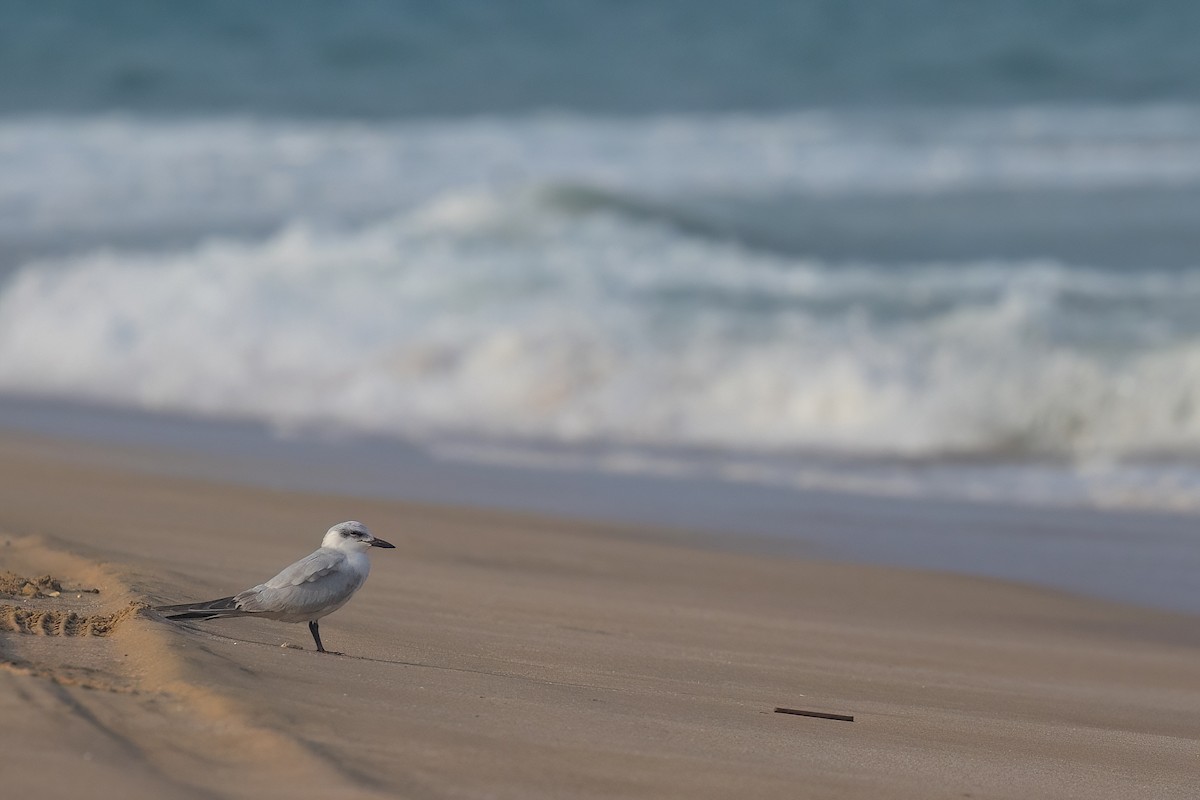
261;549;347;589
235;549;362;616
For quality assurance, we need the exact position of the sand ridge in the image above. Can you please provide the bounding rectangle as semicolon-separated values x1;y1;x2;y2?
0;601;140;637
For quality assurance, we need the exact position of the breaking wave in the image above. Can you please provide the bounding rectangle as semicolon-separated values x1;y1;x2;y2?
3;187;1200;462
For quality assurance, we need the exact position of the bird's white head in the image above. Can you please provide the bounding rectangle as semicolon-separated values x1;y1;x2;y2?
322;520;396;553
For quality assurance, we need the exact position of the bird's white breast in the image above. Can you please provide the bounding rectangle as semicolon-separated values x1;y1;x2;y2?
343;550;371;580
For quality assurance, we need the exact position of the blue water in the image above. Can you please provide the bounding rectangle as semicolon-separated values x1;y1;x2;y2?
3;2;1200;514
4;1;1200;115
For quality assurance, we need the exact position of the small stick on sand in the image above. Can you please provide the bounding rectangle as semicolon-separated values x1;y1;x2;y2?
774;706;854;722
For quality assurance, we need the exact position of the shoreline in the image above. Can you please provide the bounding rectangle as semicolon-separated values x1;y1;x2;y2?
1;429;1198;798
1;395;1199;615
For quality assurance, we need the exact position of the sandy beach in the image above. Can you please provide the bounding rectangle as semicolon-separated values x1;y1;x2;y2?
0;430;1195;799
7;5;1200;798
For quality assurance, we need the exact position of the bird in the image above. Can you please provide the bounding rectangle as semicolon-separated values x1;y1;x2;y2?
155;520;395;654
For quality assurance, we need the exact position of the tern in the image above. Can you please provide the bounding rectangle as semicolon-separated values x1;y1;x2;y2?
156;520;395;654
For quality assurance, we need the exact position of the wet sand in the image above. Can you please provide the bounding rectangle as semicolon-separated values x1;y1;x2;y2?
0;431;1196;799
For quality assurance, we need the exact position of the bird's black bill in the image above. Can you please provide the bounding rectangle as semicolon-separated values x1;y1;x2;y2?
369;537;396;548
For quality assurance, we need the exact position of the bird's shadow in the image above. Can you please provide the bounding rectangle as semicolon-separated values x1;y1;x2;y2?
162;619;628;694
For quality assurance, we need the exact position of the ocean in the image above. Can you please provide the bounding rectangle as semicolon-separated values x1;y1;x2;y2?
3;2;1200;520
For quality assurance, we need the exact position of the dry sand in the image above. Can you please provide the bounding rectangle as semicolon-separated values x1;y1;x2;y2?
0;431;1196;799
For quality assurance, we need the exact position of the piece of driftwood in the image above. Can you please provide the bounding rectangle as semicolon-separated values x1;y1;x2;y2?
774;706;854;722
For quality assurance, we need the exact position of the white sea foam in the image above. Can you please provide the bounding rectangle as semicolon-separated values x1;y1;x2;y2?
3;188;1200;465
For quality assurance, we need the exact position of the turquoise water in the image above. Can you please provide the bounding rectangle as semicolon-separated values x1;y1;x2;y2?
4;1;1199;115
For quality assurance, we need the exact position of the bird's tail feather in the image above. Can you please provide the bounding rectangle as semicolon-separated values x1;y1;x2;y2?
155;596;245;620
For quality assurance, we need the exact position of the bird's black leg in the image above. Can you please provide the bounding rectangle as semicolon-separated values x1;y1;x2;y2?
308;620;326;652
